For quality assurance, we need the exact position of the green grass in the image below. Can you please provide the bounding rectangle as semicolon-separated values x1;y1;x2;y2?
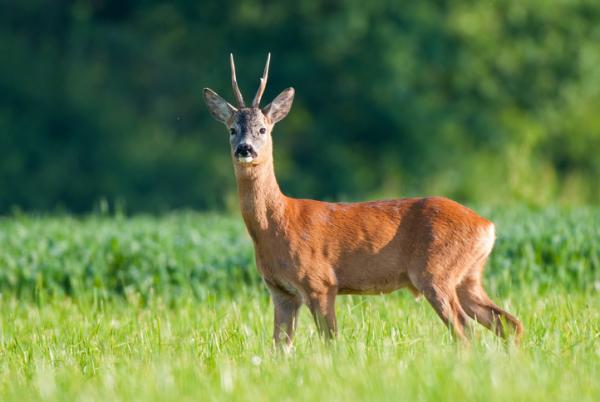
0;207;599;401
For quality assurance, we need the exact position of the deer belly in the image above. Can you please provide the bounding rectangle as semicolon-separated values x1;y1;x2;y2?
337;270;412;295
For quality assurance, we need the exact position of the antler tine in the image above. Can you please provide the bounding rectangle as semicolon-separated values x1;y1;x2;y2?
252;52;271;108
230;53;245;108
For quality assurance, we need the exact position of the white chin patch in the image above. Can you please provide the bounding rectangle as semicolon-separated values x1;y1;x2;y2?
238;156;254;164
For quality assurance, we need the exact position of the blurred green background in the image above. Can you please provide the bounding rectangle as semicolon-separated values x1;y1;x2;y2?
1;0;599;213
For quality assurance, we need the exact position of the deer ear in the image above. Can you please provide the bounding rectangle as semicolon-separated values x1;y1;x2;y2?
203;88;237;123
262;87;294;123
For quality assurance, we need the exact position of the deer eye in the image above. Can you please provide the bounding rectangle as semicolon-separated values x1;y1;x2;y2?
229;128;236;136
259;128;266;134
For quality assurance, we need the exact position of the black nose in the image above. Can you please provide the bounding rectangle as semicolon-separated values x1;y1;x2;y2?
235;144;256;158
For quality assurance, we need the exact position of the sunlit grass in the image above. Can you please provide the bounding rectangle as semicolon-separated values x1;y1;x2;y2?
0;290;599;402
0;208;598;401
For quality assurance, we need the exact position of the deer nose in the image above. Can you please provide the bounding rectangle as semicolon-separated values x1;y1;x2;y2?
235;143;256;158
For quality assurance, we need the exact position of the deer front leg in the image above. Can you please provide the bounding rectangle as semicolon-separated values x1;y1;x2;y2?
269;287;301;348
308;288;337;340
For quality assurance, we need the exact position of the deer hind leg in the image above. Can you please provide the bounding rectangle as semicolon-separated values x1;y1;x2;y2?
410;271;470;342
456;274;523;342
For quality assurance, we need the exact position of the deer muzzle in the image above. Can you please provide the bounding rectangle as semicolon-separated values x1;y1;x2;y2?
234;143;258;163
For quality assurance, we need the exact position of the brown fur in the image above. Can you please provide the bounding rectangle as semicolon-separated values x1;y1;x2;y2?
232;149;522;345
203;55;523;346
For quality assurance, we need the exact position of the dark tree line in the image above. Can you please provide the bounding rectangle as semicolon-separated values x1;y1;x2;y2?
1;0;599;213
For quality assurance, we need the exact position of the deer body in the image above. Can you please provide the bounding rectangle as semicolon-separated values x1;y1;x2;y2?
204;54;523;345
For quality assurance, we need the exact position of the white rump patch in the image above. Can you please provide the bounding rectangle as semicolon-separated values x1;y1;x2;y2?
480;222;496;255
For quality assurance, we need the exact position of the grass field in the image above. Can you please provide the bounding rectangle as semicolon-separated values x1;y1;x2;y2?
0;207;599;401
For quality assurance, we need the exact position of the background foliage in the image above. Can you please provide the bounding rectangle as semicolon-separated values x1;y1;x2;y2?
0;207;598;302
1;0;600;213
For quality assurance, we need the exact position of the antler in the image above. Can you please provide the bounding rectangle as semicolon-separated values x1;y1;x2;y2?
252;53;271;108
230;53;245;108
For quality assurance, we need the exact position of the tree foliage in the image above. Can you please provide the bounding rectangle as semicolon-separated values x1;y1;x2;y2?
1;0;599;212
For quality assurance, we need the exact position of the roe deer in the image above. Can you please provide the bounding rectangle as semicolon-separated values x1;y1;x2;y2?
203;54;523;346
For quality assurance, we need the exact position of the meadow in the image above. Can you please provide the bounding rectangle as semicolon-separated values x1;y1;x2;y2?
0;207;599;401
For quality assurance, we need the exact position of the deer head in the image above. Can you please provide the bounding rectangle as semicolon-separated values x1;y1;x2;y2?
203;53;295;168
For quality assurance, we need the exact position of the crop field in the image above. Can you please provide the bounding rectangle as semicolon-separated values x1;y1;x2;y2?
0;207;599;401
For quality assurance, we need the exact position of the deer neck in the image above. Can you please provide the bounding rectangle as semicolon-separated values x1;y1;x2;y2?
234;156;286;239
